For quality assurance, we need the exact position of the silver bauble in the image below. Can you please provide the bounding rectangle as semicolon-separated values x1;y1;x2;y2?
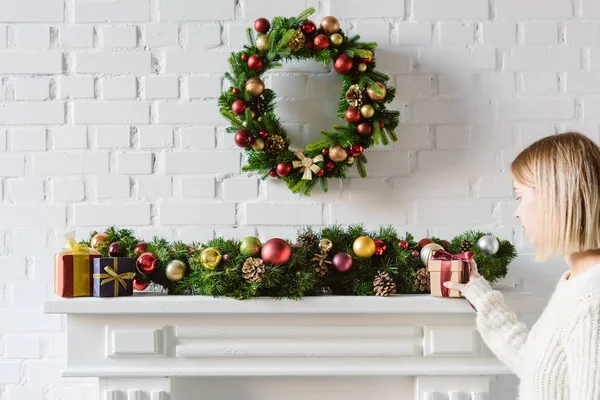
420;242;444;266
166;259;187;281
477;235;499;255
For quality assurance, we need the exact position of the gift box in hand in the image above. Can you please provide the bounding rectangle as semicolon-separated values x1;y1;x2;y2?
427;249;474;298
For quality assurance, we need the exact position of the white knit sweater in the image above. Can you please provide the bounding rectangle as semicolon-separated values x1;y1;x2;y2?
462;266;600;399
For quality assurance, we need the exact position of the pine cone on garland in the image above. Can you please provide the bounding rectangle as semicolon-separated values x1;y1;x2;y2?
460;240;473;253
415;267;430;293
345;84;365;108
287;29;306;51
249;96;267;116
242;257;266;283
265;134;286;154
298;232;319;249
373;271;397;297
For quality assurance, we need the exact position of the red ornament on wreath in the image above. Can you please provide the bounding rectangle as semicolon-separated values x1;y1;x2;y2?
334;54;353;74
134;241;148;255
301;20;317;34
247;55;264;71
133;278;149;291
344;108;361;124
313;34;330;51
232;88;240;95
261;238;292;265
136;252;157;275
254;18;271;34
418;238;434;249
276;162;292;177
269;168;278;178
398;240;409;249
259;130;269;139
322;148;329;156
374;239;386;256
316;168;325;177
241;53;249;61
234;129;253;147
232;99;247;116
357;122;373;136
325;161;335;172
108;242;124;257
349;144;364;157
379;121;385;129
332;252;353;272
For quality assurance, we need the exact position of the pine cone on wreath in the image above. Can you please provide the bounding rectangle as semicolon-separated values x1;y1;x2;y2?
415;267;430;293
460;239;473;253
298;232;319;249
249;96;267;116
242;257;266;283
373;271;397;297
345;84;364;108
265;134;286;154
287;29;306;51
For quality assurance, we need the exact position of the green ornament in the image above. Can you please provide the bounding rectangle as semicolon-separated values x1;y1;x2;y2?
240;236;262;257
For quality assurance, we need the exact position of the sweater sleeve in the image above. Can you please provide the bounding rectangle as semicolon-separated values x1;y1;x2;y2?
565;300;600;399
461;277;530;377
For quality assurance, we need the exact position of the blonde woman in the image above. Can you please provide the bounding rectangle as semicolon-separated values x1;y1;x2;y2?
445;132;600;399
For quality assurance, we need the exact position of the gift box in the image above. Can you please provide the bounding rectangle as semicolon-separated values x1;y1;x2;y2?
427;249;474;298
54;233;101;298
93;257;135;297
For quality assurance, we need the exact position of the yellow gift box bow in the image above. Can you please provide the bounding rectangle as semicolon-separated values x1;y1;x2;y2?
292;151;324;180
59;231;101;255
93;260;134;296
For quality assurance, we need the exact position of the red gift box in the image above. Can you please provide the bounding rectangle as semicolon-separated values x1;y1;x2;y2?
54;233;101;298
427;249;474;298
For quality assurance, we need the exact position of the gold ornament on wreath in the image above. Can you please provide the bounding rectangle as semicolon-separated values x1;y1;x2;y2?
218;7;400;196
312;238;333;277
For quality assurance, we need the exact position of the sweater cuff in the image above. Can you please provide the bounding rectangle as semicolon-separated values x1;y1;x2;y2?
461;277;494;311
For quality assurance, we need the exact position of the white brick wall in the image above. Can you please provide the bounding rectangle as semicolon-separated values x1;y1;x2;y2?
0;0;593;398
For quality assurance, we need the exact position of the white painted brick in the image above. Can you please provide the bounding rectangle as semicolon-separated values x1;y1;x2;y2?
438;74;475;96
117;152;153;174
371;45;412;73
163;152;238;174
32;153;109;175
245;203;322;225
0;129;6;152
0;25;7;48
100;77;137;100
11;128;47;151
413;0;488;19
60;26;93;48
165;51;229;73
521;72;559;94
11;282;48;307
482;23;517;46
160;0;234;21
329;0;404;17
417;201;492;225
53;127;87;149
566;72;600;93
75;1;150;23
0;1;64;22
565;22;600;45
412;100;489;123
14;78;50;100
6;386;43;399
476;174;514;198
497;0;572;18
0;206;65;228
158;102;221;123
326;203;406;225
583;0;600;17
435;125;469;150
8;179;44;204
523;22;558;46
395;75;433;98
138;126;173;148
143;76;179;99
159;203;235;225
52;179;85;201
396;125;431;149
186;25;221;49
353;151;409;177
74;103;149;124
583;98;600;122
223;177;258;200
16;26;50;50
187;76;222;98
391;174;470;199
478;72;516;95
1;103;64;125
504;47;580;70
268;75;307;98
181;127;216;149
96;126;131;148
137;176;172;200
439;22;474;45
95;176;130;199
12;230;47;256
102;26;138;48
25;360;65;382
145;23;178;47
74;204;151;225
418;150;495;173
352;21;391;44
0;155;25;177
499;98;574;121
419;48;496;72
0;257;26;280
0;361;21;383
395;23;432;45
58;76;94;99
76;53;151;75
178;177;215;198
226;23;248;47
0;53;62;74
589;49;600;70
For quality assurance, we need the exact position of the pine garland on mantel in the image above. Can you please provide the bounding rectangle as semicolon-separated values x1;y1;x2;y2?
83;225;517;300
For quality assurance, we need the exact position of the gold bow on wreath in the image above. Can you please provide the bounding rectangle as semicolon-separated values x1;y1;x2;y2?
93;261;134;296
292;151;324;180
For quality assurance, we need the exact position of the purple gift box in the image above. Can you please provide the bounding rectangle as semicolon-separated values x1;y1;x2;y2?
92;257;135;297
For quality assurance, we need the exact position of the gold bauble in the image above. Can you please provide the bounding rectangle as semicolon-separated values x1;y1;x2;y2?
252;138;265;151
347;156;355;165
245;77;265;97
166;260;186;281
319;238;333;253
200;247;222;270
256;34;269;51
251;110;256;119
258;117;263;122
357;63;367;73
360;104;375;118
242;121;247;127
420;243;444;266
91;232;109;250
320;16;340;34
367;82;387;102
330;33;343;46
353;236;376;258
328;144;348;162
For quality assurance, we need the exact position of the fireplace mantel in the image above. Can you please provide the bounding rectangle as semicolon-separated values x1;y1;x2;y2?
45;292;542;400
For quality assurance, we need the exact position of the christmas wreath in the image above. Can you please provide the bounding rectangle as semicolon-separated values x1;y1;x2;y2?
84;226;517;300
218;8;400;196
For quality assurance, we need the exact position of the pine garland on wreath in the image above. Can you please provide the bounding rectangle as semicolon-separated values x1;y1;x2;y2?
83;226;517;300
218;8;400;196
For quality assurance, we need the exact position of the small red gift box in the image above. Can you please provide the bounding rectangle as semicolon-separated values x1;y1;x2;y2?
54;233;101;298
427;249;474;298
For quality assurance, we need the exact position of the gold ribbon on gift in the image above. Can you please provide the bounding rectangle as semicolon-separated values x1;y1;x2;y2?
93;259;134;296
59;231;101;255
292;151;324;180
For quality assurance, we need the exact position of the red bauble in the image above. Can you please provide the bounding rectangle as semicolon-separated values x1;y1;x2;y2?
357;122;373;136
108;242;124;257
374;239;387;256
316;168;325;177
301;20;317;34
248;55;264;71
379;121;385;129
241;53;249;61
334;54;353;74
136;252;157;275
269;168;278;177
232;99;247;116
133;278;149;291
232;88;240;95
254;18;271;33
261;238;292;265
234;129;253;147
411;250;420;257
439;240;451;250
332;252;353;272
259;130;269;139
418;238;434;249
398;240;409;249
276;162;292;177
344;108;361;124
322;148;329;156
306;40;314;49
325;161;335;172
349;144;364;157
134;241;148;255
313;34;330;51
361;56;373;63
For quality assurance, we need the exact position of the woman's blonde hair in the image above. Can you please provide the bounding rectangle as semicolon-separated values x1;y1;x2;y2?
511;132;600;261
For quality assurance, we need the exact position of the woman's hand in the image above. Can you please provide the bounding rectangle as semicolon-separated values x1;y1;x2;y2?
443;260;481;292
